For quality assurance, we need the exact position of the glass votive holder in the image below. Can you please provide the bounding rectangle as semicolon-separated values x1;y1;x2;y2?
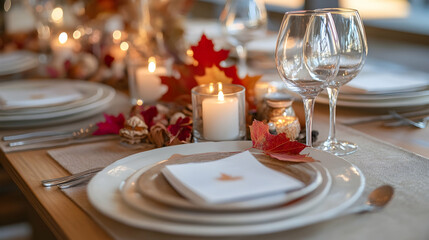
191;83;246;142
127;54;170;105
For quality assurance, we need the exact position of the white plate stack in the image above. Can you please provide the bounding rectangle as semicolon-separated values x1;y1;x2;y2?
318;60;429;108
0;51;39;76
0;79;115;128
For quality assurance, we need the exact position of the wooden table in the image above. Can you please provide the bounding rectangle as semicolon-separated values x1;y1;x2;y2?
1;103;428;239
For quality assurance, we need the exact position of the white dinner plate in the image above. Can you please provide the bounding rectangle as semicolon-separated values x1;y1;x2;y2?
0;51;39;75
88;141;365;236
120;160;331;225
0;80;115;123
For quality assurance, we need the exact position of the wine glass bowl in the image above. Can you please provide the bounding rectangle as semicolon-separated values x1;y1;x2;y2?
316;8;368;155
220;0;267;77
275;10;340;147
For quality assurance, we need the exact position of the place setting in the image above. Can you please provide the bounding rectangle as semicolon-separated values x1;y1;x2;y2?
75;8;372;237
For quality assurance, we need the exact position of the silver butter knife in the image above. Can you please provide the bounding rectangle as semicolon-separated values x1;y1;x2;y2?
8;126;95;147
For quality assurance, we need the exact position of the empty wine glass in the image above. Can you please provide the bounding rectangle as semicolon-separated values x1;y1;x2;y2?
219;0;267;78
275;10;339;147
316;8;368;155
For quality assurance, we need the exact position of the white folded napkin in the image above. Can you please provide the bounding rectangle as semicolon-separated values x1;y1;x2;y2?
0;85;83;110
162;151;304;204
342;71;429;94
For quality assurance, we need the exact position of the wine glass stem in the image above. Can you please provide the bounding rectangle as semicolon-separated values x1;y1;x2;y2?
327;86;339;143
303;97;316;147
236;44;247;78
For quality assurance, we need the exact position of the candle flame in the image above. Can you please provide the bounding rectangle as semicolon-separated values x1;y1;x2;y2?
59;32;68;44
218;90;224;101
148;57;156;73
218;82;223;92
51;7;63;23
208;83;214;93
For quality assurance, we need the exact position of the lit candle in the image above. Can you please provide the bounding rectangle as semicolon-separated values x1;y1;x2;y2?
202;85;239;141
136;57;167;103
51;32;75;61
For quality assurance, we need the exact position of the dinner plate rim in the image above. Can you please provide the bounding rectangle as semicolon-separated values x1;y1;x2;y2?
87;141;365;236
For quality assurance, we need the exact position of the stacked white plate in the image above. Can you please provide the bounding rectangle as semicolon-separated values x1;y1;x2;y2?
0;51;39;76
88;141;365;236
0;79;115;128
318;61;429;108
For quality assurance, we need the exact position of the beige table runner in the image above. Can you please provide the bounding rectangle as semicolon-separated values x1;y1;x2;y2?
47;122;429;240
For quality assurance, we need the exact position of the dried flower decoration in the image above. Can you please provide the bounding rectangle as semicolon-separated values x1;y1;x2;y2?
119;116;149;144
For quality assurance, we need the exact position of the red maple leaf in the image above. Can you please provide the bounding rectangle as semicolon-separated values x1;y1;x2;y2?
191;34;230;68
141;106;158;128
249;120;314;162
93;113;125;135
167;117;192;141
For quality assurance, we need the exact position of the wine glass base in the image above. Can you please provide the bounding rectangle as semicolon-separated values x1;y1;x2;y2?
316;140;358;156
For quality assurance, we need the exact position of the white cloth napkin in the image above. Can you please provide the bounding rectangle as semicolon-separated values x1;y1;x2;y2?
162;151;304;204
0;84;83;109
342;61;429;94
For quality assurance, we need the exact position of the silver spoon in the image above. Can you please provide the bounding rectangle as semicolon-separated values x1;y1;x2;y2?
348;185;394;214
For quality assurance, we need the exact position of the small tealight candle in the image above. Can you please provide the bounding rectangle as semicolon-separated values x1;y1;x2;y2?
51;32;76;61
135;57;167;103
202;84;240;141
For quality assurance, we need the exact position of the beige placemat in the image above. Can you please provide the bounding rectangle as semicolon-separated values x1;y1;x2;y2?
47;122;429;240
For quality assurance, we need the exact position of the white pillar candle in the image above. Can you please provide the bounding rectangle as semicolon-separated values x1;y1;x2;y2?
136;57;167;103
202;90;239;141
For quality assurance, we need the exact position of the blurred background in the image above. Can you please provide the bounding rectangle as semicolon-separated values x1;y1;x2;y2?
0;0;428;239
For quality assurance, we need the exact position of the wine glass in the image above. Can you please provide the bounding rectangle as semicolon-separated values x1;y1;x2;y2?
275;10;339;147
316;8;368;155
219;0;267;78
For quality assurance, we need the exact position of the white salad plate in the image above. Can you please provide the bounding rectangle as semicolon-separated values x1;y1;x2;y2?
120;160;331;224
88;141;365;236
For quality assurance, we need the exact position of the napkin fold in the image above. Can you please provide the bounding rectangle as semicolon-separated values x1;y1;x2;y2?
162;151;304;204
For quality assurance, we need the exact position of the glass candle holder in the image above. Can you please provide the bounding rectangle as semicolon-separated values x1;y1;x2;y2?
127;54;170;105
192;83;246;142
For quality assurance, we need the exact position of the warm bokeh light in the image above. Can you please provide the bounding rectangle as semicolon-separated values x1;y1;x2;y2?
186;49;194;57
136;99;143;106
59;32;68;44
148;57;156;73
119;41;129;51
73;30;81;39
340;0;410;19
218;82;223;92
112;30;122;40
4;0;11;12
51;7;64;23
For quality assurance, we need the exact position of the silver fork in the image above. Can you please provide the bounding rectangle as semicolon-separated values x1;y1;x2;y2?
41;167;103;187
388;111;429;129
